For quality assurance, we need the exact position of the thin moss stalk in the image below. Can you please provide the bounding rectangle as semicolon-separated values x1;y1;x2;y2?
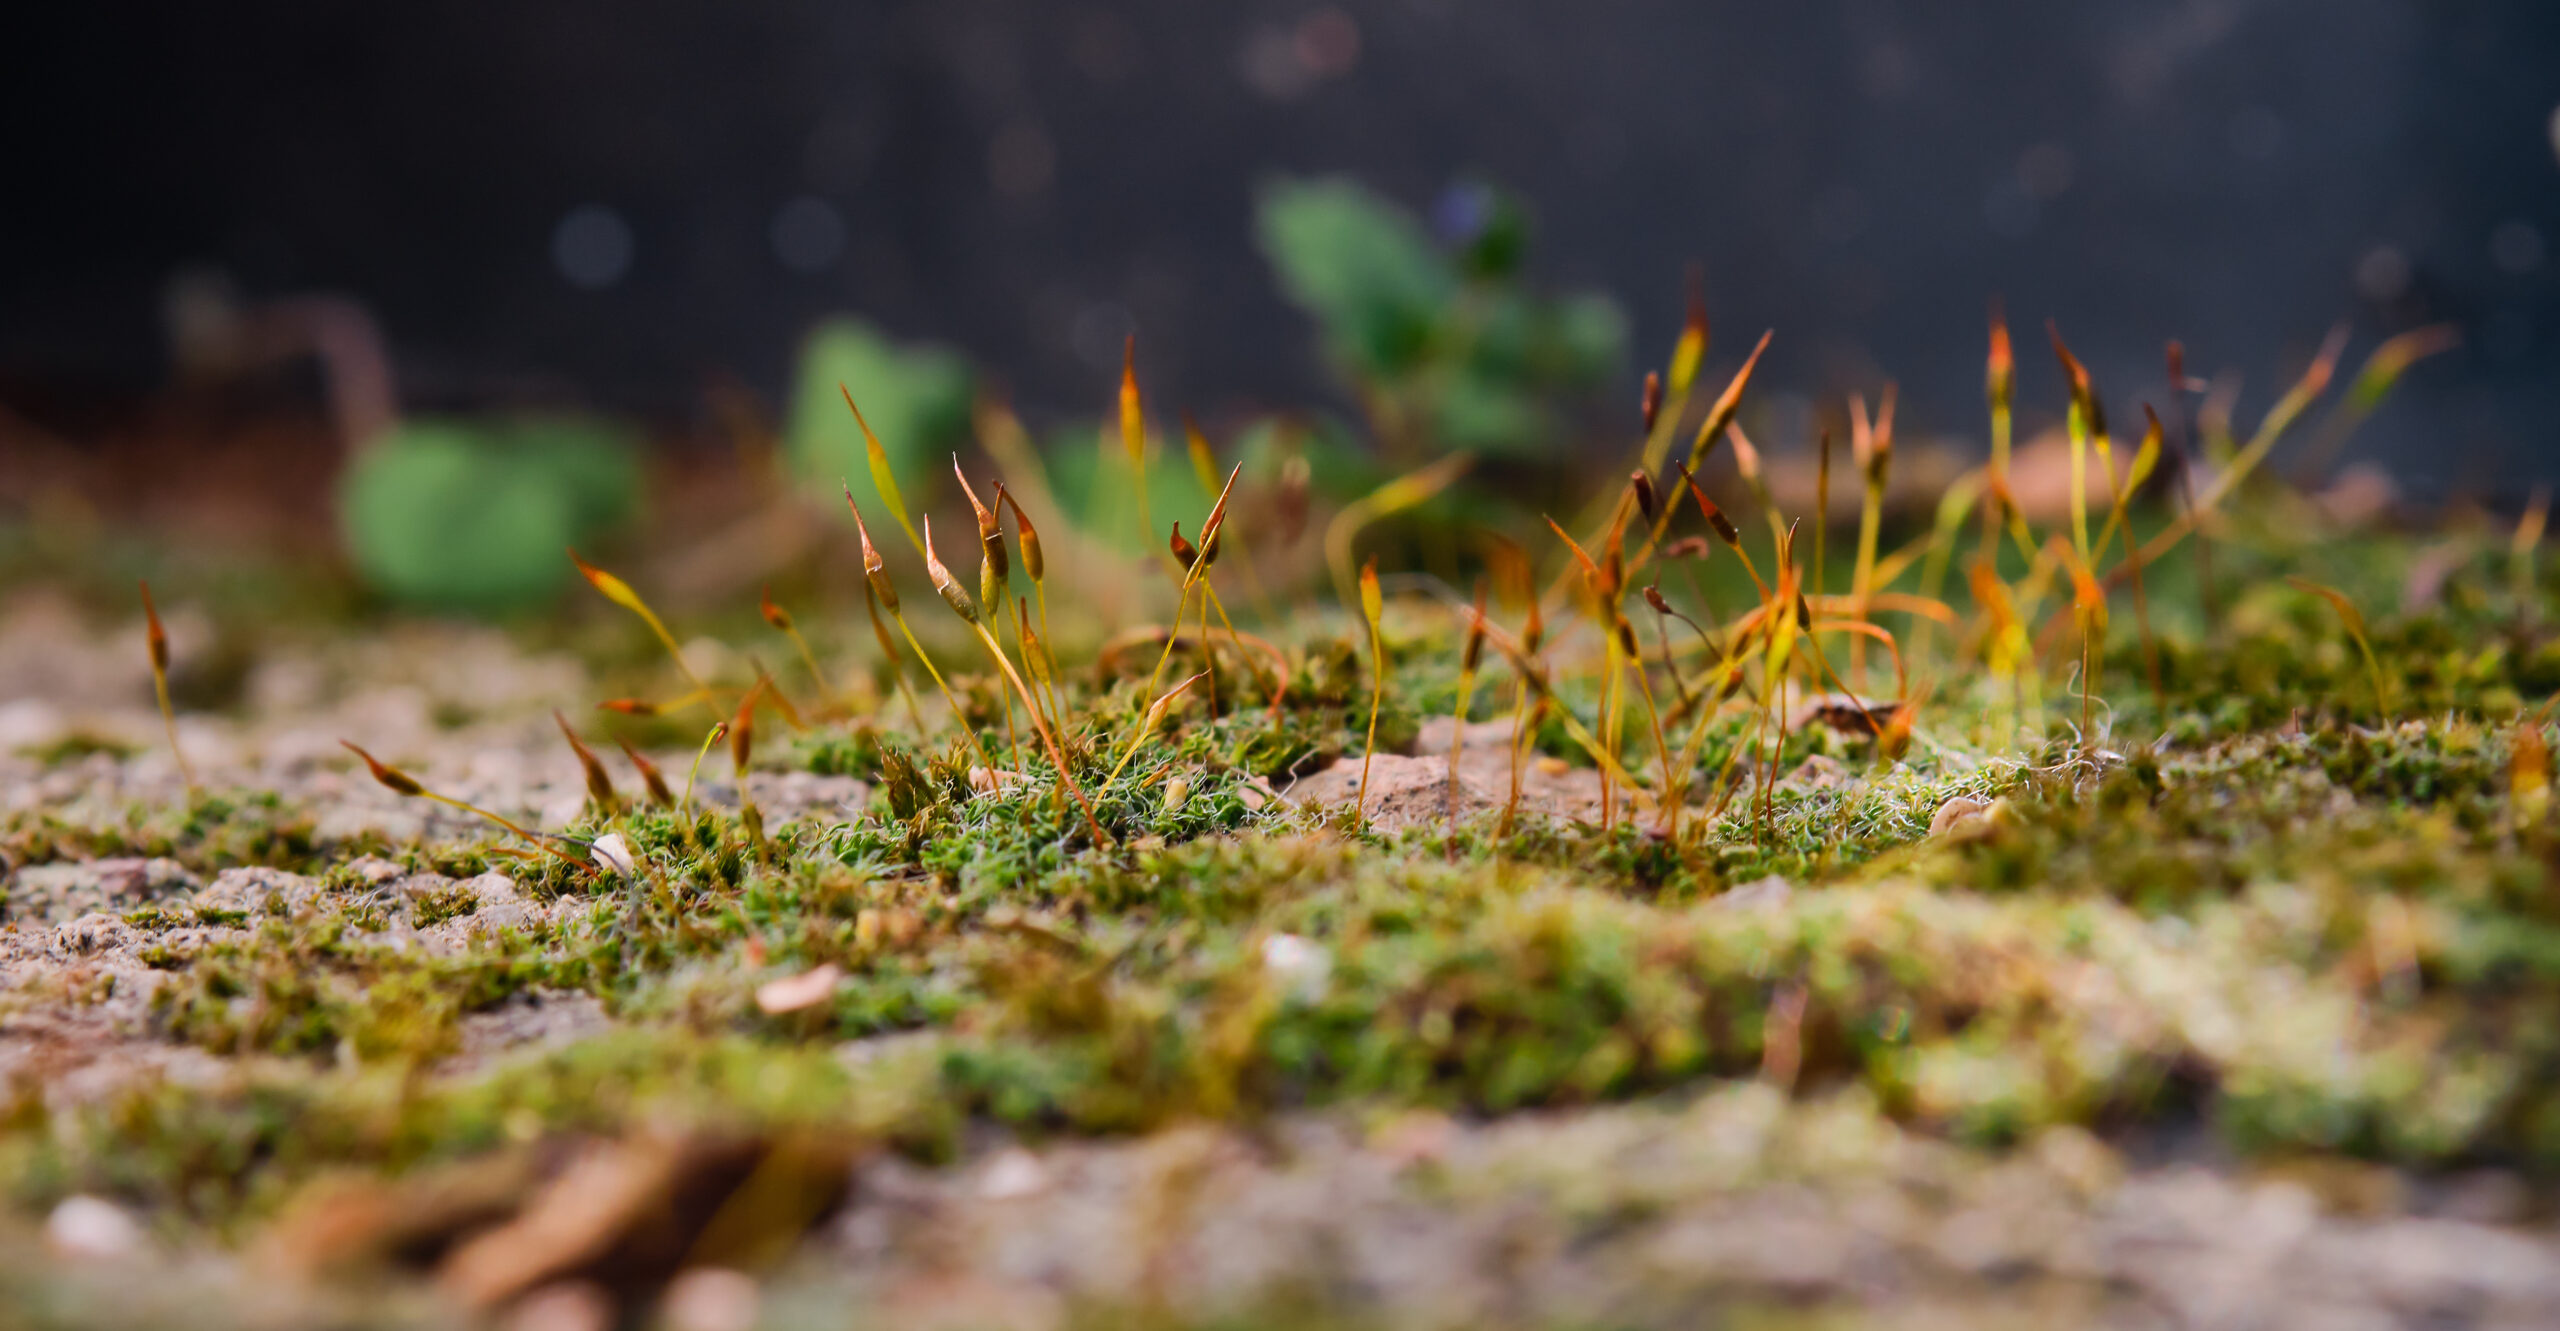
138;580;197;792
1356;556;1387;827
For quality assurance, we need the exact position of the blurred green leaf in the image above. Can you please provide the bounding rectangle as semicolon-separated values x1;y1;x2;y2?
1256;177;1453;378
784;318;974;496
1466;290;1538;381
1433;370;1546;456
1541;294;1629;387
1449;183;1531;280
1231;415;1377;500
1045;430;1233;558
1257;175;1625;461
339;417;639;613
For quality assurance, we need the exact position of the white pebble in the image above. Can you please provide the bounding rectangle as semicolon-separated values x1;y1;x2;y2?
1262;933;1332;1002
660;1267;759;1331
44;1195;142;1260
588;832;636;879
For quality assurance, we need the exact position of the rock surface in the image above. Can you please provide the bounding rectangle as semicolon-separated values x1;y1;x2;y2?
806;1088;2560;1330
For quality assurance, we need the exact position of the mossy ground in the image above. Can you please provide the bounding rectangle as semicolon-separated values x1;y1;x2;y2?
2;497;2558;1327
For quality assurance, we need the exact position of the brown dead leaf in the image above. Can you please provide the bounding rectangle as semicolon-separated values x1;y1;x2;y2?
754;964;844;1016
438;1136;691;1310
257;1149;547;1282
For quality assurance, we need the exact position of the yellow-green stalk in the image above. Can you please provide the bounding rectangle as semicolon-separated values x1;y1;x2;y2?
2068;554;2107;746
841;384;921;555
1643;585;1691;711
1484;532;1536;839
2292;324;2462;482
1814;422;1835;592
2125;326;2349;572
746;661;811;734
1324;452;1474;609
342;741;585;868
1662;463;1771;792
845;489;989;767
727;681;768;853
1101;670;1208;788
552;709;621;815
1447;579;1490;844
864;582;927;735
952;459;1024;769
594;691;716;721
1200;578;1284;718
1499;555;1545;840
615;734;676;808
1599;561;1626;828
1678;460;1770;602
1982;303;2015;556
2289;578;2393;716
1120;335;1171;573
680;721;727;822
1183;411;1280;622
1466;603;1654;810
1754;524;1811;838
1619;614;1677;839
759;586;835;709
923;515;1108;843
1638;275;1710;473
1848;388;1894;688
1725;424;1784;544
570;550;718;713
2100;408;2168;708
1969;558;2032;741
1014;599;1061;730
1546;508;1677;837
1626;330;1772;581
1169;523;1219;716
138;581;196;792
2050;323;2106;570
1356;556;1387;827
2515;486;2551;621
1118;463;1243;768
998;484;1063;722
2050;325;2109;723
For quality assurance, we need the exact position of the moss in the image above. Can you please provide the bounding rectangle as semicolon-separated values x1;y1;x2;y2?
407;882;479;928
797;725;886;779
0;792;373;878
16;731;140;767
6;509;2560;1252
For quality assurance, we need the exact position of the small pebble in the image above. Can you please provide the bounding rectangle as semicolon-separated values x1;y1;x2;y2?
1716;875;1793;911
1929;795;1995;839
504;1281;612;1331
587;833;636;879
660;1267;759;1331
45;1195;143;1260
1262;933;1332;1001
979;1147;1050;1200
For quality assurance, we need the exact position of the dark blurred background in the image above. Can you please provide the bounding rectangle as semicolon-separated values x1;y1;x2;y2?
5;0;2558;493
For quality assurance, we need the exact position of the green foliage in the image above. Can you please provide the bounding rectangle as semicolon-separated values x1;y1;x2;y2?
1256;176;1625;456
784;317;974;495
1043;428;1230;557
16;731;138;767
1256;176;1454;376
338;417;639;613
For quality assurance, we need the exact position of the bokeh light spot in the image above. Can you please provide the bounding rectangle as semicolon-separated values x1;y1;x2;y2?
2491;220;2546;276
771;196;847;273
551;205;634;291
